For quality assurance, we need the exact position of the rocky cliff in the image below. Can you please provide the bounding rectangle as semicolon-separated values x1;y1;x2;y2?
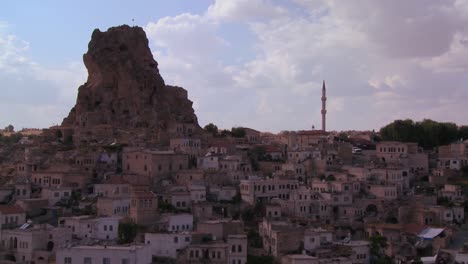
61;25;200;144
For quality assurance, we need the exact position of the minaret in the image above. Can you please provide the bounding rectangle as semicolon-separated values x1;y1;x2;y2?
321;80;327;131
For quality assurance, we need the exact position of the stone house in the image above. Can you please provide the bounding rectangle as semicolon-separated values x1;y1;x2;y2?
122;149;189;182
368;185;398;200
96;196;130;217
438;184;463;201
160;186;192;210
144;232;192;259
129;188;157;225
0;224;72;264
259;219;305;257
304;228;334;252
196;219;244;241
180;234;247;264
438;140;468;170
170;137;202;157
0;205;26;229
14;183;31;200
174;169;204;186
58;215;121;240
156;213;193;232
94;178;131;198
56;244;151;264
41;186;73;206
189;183;206;203
239;176;299;205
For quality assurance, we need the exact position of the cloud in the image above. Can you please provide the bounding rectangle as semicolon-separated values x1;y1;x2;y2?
139;0;468;132
6;0;468;131
205;0;287;22
0;31;86;129
420;33;468;72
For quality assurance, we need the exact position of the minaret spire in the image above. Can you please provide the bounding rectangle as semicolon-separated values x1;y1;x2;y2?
321;80;327;131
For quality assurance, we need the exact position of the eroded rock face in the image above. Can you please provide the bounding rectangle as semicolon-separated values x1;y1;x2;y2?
62;25;199;143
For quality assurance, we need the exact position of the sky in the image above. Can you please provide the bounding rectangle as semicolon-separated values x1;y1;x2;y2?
1;0;468;132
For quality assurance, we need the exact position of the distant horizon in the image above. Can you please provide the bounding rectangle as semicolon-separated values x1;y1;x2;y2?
2;1;468;132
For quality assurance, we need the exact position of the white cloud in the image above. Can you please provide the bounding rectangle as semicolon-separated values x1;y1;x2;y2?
0;30;86;129
205;0;287;22
139;0;468;131
7;0;468;131
420;33;468;72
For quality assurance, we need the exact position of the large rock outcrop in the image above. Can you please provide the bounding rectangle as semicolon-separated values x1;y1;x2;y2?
61;25;200;145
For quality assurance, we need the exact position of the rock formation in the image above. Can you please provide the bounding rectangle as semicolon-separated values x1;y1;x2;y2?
61;25;200;145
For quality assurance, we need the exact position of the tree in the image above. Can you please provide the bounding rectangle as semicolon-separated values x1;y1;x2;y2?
5;124;14;132
204;123;218;136
247;229;263;248
437;196;455;207
231;127;246;138
338;132;349;140
369;234;394;263
219;129;231;137
459;126;468;140
462;165;468;178
241;208;254;222
326;175;336;181
247;255;274;264
118;221;138;244
380;119;462;149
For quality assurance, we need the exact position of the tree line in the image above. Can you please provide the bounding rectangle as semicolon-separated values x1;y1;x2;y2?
379;119;468;149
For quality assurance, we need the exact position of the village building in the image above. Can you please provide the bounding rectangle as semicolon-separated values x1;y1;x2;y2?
58;215;121;240
122;149;189;183
239;176;299;205
0;205;26;229
144;232;192;259
56;244;152;264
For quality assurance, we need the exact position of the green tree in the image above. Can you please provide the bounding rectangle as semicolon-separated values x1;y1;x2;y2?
247;255;274;264
241;207;254;222
369;234;388;257
204;123;218;136
247;229;263;248
437;196;455;207
326;175;336;181
118;221;138;244
231;127;246;138
369;234;394;263
462;165;468;178
459;126;468;140
380;119;461;149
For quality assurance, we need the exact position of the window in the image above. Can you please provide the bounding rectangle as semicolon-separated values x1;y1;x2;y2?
84;257;92;264
103;258;110;264
237;245;242;252
65;257;72;264
174;236;179;243
104;225;107;231
185;236;190;242
109;225;113;231
121;258;129;264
